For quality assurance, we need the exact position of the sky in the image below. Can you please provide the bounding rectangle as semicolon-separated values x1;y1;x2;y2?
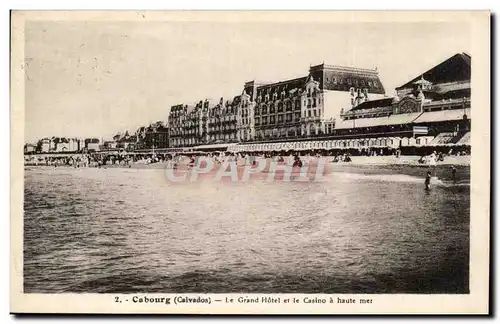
24;18;471;143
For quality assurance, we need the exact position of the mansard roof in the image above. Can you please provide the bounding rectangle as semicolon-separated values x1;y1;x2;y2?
255;76;308;97
309;64;385;94
396;53;471;90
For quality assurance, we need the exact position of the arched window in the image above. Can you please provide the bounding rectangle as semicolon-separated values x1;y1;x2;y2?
286;102;292;111
270;104;275;114
261;105;267;114
278;102;283;112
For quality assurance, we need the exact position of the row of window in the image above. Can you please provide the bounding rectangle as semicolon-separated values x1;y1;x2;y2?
255;98;321;115
241;109;250;117
241;118;250;125
255;113;301;125
256;102;298;115
305;109;321;118
326;77;379;88
171;110;322;132
169;95;324;120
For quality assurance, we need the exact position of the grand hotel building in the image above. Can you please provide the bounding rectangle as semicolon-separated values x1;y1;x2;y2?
168;63;386;148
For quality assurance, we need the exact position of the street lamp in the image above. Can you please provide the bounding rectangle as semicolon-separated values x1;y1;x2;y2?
462;97;469;132
463;97;467;118
152;127;156;156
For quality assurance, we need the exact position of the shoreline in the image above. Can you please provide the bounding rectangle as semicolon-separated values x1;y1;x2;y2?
344;155;470;167
24;155;470;169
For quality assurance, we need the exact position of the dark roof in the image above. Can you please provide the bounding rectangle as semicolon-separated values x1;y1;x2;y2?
256;77;308;97
307;64;385;94
396;53;471;90
351;98;394;111
320;71;385;94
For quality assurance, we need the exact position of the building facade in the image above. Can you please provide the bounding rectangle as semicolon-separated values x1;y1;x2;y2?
40;138;51;152
251;64;385;141
35;137;82;153
24;144;36;153
168;62;386;147
144;123;169;150
332;52;471;144
85;138;100;152
168;97;239;148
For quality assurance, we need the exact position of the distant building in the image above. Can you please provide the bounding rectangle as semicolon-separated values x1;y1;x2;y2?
40;138;51;152
144;122;169;149
104;141;118;149
55;142;69;152
49;138;57;151
34;137;82;153
85;138;100;152
24;144;36;153
118;133;137;151
68;138;80;152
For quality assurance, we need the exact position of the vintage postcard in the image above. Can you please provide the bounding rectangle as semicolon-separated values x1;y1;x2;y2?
11;11;490;314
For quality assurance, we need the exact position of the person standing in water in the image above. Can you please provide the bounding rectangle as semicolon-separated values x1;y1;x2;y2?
425;171;432;190
451;166;457;183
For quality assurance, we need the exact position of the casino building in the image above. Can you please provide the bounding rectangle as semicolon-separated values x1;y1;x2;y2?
230;52;471;154
333;52;471;147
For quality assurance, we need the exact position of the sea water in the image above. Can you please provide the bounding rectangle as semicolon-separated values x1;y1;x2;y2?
23;165;469;293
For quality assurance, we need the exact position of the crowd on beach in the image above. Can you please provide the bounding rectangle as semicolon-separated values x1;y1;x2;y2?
24;144;469;169
24;147;469;191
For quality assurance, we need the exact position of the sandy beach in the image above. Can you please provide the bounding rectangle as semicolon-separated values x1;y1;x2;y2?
343;155;470;166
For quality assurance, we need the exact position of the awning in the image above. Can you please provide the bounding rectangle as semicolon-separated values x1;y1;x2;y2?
193;143;231;150
413;108;471;123
335;112;421;129
455;132;471;145
428;132;455;145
